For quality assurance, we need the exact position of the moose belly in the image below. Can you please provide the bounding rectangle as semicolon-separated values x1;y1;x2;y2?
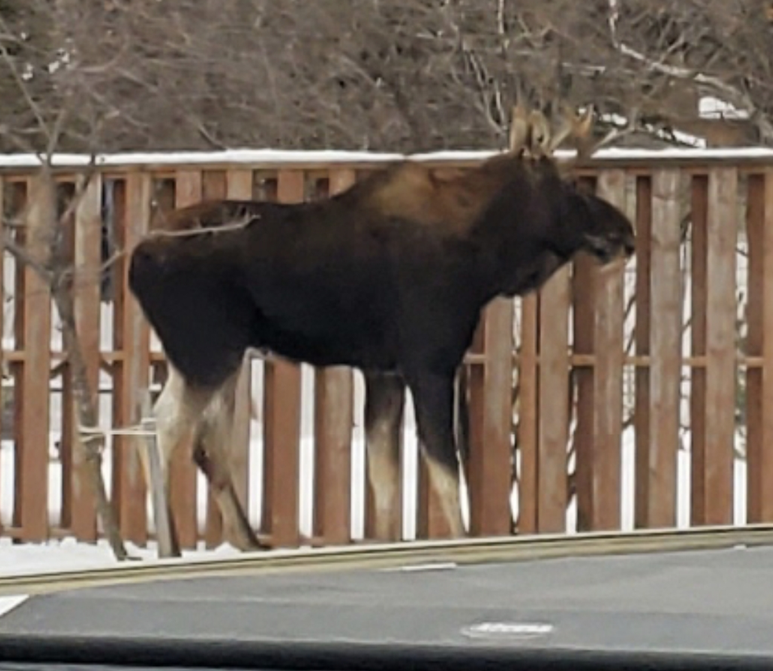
250;303;398;372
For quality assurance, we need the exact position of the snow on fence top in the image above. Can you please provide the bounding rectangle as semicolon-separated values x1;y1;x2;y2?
1;145;773;170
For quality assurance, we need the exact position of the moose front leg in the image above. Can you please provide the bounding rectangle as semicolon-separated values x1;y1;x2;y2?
407;369;466;538
364;371;405;542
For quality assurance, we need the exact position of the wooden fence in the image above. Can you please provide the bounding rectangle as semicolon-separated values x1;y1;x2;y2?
0;151;771;550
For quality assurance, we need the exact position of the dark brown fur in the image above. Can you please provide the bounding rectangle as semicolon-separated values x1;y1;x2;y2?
129;150;635;550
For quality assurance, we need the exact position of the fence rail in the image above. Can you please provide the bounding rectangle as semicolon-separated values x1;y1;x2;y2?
0;151;768;550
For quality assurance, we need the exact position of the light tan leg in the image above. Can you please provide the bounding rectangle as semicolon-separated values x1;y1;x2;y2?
364;372;405;542
137;364;216;556
454;366;471;473
424;455;466;538
192;373;263;551
409;369;467;539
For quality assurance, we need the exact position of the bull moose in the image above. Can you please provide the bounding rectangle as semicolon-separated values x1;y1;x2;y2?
128;104;636;554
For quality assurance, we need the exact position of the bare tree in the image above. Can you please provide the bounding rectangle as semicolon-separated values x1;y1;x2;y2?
1;0;769;156
0;6;128;559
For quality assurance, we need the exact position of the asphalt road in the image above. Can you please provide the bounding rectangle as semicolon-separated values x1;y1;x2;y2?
0;544;771;663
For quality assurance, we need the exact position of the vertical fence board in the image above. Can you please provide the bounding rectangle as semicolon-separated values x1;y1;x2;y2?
313;168;354;545
114;174;150;544
202;171;226;201
701;168;738;525
572;177;597;533
642;169;682;528
224;170;255;537
746;171;773;521
169;170;202;548
633;176;652;528
0;179;5;529
56;182;76;531
58;183;76;531
11;183;25;535
690;175;709;524
537;268;570;532
70;174;103;541
261;169;303;548
746;174;764;521
516;295;538;534
468;297;514;536
572;257;595;532
591;170;626;531
17;176;52;541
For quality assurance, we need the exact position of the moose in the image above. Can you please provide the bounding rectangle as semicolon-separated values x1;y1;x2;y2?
128;104;636;554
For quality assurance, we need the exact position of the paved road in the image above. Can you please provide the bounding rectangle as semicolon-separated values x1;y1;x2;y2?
0;545;772;663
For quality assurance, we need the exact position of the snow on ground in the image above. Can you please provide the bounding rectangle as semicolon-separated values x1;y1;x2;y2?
0;536;243;576
0;421;748;577
0;537;232;575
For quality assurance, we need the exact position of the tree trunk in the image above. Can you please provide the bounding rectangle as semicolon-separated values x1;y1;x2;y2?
52;284;128;560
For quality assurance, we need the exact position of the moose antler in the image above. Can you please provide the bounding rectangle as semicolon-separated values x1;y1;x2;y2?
509;103;531;154
560;104;639;163
508;103;554;158
572;105;629;163
527;109;552;157
547;103;594;153
509;101;623;162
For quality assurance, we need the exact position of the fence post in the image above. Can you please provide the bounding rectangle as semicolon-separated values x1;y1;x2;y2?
637;170;682;528
114;173;151;545
467;298;515;537
696;168;738;525
16;176;52;542
746;171;773;522
589;170;627;531
516;295;539;534
70;173;102;541
261;170;304;549
314;169;355;546
536;267;571;533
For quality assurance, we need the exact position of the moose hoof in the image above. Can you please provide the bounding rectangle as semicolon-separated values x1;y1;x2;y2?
227;528;268;552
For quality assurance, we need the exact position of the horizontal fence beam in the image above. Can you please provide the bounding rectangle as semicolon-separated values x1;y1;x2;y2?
1;146;773;175
2;350;770;369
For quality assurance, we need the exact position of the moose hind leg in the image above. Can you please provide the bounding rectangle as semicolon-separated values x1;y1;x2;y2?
364;371;405;541
408;370;466;538
192;373;264;552
139;365;215;557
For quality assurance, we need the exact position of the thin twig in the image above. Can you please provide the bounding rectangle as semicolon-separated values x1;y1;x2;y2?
2;232;51;280
147;217;254;238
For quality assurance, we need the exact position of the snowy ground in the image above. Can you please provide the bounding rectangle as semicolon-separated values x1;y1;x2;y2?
0;420;749;578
